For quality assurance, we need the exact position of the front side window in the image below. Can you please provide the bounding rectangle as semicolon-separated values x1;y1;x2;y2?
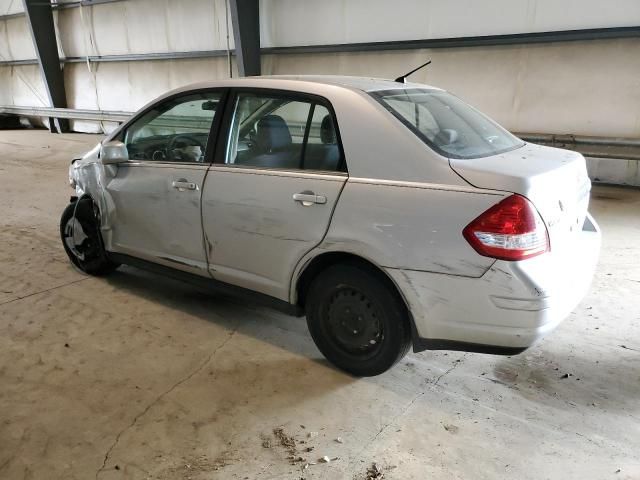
371;88;524;160
224;92;344;172
123;91;222;162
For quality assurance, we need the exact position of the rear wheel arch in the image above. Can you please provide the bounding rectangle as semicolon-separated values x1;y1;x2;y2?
295;252;410;315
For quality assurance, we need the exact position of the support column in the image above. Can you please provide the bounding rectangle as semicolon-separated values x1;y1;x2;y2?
229;0;261;77
22;0;69;133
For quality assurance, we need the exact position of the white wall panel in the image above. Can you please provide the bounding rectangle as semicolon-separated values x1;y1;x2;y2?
56;7;97;58
64;63;100;110
56;0;233;58
162;0;232;52
0;0;23;16
63;57;236;132
260;0;640;47
0;17;35;60
0;65;47;106
263;38;640;138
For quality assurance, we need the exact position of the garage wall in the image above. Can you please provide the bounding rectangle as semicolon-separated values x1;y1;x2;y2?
1;0;639;138
259;0;640;46
63;58;236;132
263;38;640;138
0;0;23;16
0;64;47;106
55;0;232;57
0;17;34;61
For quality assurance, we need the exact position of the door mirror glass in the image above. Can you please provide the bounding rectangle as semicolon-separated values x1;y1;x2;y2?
101;141;129;165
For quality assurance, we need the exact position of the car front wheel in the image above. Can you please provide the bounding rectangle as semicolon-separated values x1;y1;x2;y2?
60;200;119;276
305;264;411;376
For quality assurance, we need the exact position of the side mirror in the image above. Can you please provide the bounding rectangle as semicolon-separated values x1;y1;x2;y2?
100;141;129;165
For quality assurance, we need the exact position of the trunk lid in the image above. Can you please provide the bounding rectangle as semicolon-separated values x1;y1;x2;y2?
450;143;592;253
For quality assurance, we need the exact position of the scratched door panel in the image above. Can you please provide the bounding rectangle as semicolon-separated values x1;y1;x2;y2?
202;166;347;300
106;162;209;275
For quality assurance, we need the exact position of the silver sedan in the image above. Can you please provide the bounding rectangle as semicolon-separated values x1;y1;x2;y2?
62;76;601;376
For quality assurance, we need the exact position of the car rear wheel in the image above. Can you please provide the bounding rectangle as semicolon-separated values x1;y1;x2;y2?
306;264;411;376
60;200;119;276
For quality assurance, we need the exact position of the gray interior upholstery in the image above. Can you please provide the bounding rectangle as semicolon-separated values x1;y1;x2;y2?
236;114;300;168
320;114;337;144
304;114;340;171
255;115;293;151
235;113;341;171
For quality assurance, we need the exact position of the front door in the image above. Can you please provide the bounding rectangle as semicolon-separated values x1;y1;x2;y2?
202;90;348;300
105;89;225;275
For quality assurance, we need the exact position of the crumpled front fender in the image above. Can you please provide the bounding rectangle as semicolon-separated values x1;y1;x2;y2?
70;142;117;245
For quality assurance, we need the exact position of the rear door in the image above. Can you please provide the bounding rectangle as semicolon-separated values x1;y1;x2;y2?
202;89;347;300
105;89;226;275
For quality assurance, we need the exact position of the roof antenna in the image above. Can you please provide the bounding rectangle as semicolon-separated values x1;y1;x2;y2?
394;60;432;83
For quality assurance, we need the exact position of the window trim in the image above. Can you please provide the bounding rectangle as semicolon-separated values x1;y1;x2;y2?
299;103;315;170
110;87;230;166
213;87;348;174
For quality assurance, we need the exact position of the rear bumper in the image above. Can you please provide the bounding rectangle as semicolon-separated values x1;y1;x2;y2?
387;213;601;353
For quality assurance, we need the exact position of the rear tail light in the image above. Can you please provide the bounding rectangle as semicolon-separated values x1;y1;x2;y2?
463;194;549;261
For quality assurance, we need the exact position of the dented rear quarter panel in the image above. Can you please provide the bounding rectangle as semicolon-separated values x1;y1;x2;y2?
305;178;507;278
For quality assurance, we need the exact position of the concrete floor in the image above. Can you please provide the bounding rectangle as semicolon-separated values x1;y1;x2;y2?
0;129;638;480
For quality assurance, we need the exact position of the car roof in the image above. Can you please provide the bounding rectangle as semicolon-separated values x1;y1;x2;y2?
180;75;441;94
258;75;440;92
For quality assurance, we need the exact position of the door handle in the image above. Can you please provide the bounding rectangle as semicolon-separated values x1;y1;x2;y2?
172;179;197;191
293;191;327;206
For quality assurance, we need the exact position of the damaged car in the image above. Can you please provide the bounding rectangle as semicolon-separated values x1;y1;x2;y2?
61;76;601;376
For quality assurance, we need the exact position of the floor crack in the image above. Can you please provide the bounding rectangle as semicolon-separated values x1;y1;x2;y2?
348;353;469;468
433;353;467;386
94;327;238;479
619;344;639;353
574;431;605;449
348;390;425;469
0;277;90;307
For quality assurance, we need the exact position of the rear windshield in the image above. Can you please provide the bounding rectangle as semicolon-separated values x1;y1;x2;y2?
371;88;524;160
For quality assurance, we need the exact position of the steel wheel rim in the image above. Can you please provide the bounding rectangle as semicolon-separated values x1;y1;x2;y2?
324;287;384;359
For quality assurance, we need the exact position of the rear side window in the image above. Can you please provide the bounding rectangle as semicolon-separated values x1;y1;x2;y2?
223;92;345;173
371;88;524;160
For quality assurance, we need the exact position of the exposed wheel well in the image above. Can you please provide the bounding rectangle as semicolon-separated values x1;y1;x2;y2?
69;194;110;251
73;194;105;224
69;194;95;216
296;252;408;314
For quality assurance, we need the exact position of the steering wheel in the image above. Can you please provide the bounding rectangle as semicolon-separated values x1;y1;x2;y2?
166;134;205;160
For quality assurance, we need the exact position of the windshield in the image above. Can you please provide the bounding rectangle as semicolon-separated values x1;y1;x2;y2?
371;88;524;159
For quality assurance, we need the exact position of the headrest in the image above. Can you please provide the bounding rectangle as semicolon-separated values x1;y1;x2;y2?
256;115;292;151
436;128;458;145
320;114;336;144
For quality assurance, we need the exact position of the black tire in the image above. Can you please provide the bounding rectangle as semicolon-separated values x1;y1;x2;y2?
306;264;411;376
60;199;119;276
